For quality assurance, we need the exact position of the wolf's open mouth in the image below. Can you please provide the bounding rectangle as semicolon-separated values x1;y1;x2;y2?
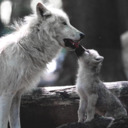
63;39;80;49
75;45;85;57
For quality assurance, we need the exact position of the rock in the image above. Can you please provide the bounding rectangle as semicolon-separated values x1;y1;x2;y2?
57;115;128;128
108;116;128;128
57;114;112;128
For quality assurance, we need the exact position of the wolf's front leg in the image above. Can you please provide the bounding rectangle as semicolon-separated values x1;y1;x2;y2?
86;94;98;122
9;89;24;128
0;95;13;128
78;97;87;122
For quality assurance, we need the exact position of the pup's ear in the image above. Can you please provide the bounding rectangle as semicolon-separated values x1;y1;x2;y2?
36;3;51;18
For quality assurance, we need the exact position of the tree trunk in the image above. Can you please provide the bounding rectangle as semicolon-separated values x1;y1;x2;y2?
0;0;4;37
117;0;128;34
0;21;4;37
11;0;32;22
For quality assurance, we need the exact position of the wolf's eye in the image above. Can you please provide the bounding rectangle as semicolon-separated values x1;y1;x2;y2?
62;22;67;25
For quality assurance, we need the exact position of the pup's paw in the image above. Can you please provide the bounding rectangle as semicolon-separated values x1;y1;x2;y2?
78;118;84;123
84;118;93;123
78;116;87;123
105;117;114;121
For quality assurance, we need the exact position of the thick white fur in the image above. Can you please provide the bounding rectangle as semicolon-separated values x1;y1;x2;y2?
0;2;83;128
76;49;127;122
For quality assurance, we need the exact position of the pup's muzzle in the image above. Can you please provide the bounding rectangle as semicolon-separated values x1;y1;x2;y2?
75;45;86;57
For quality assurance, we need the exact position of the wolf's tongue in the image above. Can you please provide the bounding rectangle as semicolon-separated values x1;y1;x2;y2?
73;42;80;48
75;42;80;48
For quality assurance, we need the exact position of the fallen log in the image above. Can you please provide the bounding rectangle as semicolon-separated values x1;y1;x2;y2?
21;82;128;128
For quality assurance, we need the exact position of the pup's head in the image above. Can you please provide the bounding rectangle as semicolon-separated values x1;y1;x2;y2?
75;45;104;71
36;3;84;51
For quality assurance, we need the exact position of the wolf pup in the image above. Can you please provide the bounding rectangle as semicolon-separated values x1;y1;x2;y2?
0;2;84;128
75;45;127;122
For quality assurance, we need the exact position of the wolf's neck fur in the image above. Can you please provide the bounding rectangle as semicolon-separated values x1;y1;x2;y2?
15;16;61;69
0;15;62;88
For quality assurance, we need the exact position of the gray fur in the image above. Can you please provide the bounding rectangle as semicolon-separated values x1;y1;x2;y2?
0;2;83;128
76;49;127;122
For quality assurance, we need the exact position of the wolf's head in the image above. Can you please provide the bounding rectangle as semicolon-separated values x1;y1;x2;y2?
36;3;84;51
75;45;104;71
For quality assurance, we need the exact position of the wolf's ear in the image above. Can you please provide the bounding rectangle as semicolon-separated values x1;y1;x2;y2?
36;3;51;18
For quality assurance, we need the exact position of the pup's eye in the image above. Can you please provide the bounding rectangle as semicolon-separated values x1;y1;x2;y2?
45;14;52;18
95;58;101;61
85;50;89;55
62;22;67;25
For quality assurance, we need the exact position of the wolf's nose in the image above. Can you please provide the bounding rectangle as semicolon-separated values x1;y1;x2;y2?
80;33;85;39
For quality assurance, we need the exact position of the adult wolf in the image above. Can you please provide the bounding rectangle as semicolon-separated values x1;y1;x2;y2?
0;2;84;128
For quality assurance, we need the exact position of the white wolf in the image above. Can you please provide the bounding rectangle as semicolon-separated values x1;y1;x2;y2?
0;2;84;128
75;45;127;122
